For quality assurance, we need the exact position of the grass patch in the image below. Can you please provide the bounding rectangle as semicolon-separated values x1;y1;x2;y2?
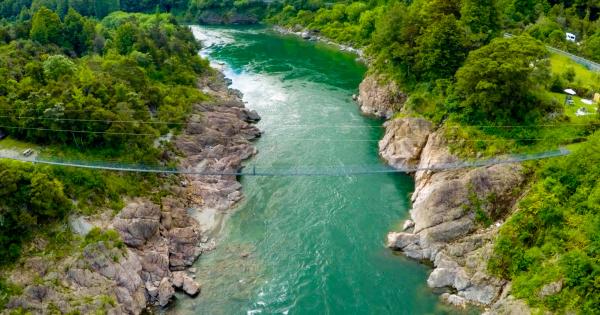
0;136;40;152
82;228;124;251
544;92;598;119
549;53;600;91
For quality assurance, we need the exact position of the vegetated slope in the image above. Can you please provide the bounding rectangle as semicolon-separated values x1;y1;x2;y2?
0;8;211;308
488;132;600;314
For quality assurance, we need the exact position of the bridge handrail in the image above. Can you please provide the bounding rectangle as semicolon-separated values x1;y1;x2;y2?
0;149;570;177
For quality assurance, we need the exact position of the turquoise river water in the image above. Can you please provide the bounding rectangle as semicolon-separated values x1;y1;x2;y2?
170;26;468;315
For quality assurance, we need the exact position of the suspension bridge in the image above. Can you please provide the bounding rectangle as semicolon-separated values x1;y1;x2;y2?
0;148;570;177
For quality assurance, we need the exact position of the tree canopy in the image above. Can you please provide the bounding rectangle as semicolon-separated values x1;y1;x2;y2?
451;36;555;123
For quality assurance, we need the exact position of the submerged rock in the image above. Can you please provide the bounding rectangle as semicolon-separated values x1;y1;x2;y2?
172;271;200;296
182;276;201;296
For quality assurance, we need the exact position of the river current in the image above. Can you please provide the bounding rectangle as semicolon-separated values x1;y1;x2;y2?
170;26;465;315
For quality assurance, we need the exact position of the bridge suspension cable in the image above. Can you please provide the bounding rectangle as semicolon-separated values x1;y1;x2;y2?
0;149;570;177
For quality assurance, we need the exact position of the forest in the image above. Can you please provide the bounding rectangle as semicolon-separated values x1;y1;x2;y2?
0;6;210;289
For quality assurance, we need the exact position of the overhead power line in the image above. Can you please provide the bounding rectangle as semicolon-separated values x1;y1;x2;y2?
0;115;187;125
0;125;156;136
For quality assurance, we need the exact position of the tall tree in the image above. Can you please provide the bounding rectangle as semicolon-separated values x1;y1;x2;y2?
63;8;94;55
114;22;137;55
416;14;467;81
30;6;63;45
95;0;120;18
460;0;500;45
452;36;553;123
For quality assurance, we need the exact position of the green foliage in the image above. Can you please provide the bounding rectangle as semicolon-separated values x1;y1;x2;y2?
415;14;466;81
0;9;208;267
30;6;62;45
114;22;138;55
0;279;22;310
460;0;500;44
63;8;94;56
0;9;207;150
583;32;600;60
450;35;555;124
43;54;76;79
82;227;124;250
488;132;600;314
0;162;71;265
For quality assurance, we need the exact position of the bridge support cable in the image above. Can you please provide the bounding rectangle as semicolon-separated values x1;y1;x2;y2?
0;149;570;177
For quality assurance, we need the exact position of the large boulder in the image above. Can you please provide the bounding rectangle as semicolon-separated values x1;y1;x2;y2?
157;277;175;307
357;74;406;118
379;117;433;170
113;200;161;248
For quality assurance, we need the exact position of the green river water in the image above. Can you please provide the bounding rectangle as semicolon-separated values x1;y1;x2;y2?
171;26;467;315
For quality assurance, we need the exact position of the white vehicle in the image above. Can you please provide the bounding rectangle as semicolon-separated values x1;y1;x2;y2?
22;149;34;157
566;32;577;42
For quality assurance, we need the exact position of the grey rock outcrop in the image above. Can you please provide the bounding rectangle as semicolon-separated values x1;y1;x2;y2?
7;243;147;314
113;201;161;248
158;277;175;307
177;73;260;213
539;280;563;297
357;74;407;119
379;118;433;170
484;294;531;315
382;117;528;310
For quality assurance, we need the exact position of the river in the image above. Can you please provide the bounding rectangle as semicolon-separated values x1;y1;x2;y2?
170;26;466;315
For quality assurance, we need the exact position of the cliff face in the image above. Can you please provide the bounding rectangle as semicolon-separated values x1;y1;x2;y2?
357;74;407;119
4;73;261;314
379;117;530;314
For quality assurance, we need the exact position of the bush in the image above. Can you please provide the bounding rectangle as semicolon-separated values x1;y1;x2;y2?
82;227;125;250
488;132;600;313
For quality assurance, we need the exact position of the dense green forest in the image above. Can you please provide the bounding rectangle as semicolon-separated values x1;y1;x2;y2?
0;7;209;280
0;0;598;313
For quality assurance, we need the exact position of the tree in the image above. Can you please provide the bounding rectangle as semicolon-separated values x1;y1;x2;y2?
29;171;71;218
583;32;600;62
95;0;120;18
114;22;138;55
415;14;467;81
451;36;554;123
43;55;76;80
63;8;94;56
30;6;63;45
460;0;500;44
68;0;95;16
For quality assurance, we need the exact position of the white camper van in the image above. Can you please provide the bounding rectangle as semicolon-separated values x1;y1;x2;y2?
566;32;577;42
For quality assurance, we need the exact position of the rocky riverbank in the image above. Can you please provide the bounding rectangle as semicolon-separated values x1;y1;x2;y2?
357;75;532;314
4;72;261;314
273;26;367;63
